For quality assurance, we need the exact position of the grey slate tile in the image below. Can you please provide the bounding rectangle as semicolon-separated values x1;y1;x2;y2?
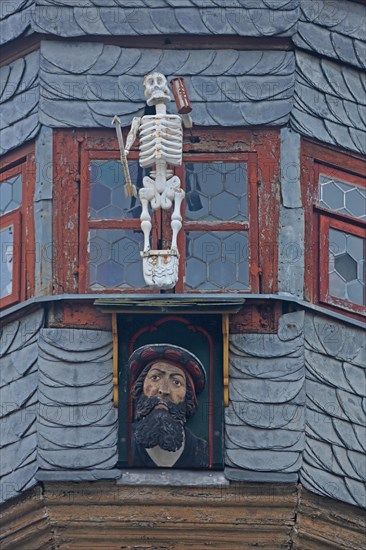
0;90;38;129
337;389;366;427
227;449;302;472
230;332;303;359
0;462;37;503
0;310;44;356
226;424;304;451
38;447;118;470
39;327;112;355
38;403;116;428
0;434;37;477
0;4;31;47
344;477;366;508
230;377;304;404
301;464;356;506
38;425;117;449
333;419;365;454
38;383;112;406
230;355;304;379
1;371;38;411
227;401;304;430
73;6;110;34
0;408;36;447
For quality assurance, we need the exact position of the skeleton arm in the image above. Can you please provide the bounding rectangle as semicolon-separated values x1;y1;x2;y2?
125;117;141;155
181;114;193;128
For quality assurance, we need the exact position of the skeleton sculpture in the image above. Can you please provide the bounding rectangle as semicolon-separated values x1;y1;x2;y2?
122;72;192;289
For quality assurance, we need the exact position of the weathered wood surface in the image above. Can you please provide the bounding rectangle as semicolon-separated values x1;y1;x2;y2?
1;482;364;549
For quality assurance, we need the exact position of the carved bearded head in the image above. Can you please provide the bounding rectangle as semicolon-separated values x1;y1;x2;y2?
143;72;171;106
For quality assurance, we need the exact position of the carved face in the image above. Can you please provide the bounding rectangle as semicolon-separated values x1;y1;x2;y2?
143;362;187;405
143;72;171;106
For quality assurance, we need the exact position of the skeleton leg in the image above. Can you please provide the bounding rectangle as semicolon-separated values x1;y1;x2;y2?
171;187;185;251
139;177;156;252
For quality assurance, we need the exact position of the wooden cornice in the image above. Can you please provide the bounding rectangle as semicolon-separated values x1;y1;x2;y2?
1;482;364;549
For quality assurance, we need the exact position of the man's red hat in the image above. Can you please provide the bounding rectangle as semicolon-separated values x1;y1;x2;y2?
129;344;206;396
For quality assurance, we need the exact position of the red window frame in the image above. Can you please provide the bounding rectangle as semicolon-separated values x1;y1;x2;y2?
0;210;21;308
302;141;365;319
79;148;156;294
319;216;365;316
0;145;35;309
80;149;259;294
56;128;279;295
175;152;259;293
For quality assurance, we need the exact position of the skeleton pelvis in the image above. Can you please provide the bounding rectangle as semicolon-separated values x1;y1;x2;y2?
140;175;181;210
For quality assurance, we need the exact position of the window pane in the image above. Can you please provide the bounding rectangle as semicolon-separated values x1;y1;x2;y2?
0;225;14;298
186;231;249;290
90;160;146;219
0;175;22;216
329;228;365;306
185;162;247;222
89;229;146;289
320;175;366;220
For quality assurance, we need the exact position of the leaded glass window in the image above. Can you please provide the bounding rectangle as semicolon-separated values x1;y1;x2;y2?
83;149;258;293
317;166;366;316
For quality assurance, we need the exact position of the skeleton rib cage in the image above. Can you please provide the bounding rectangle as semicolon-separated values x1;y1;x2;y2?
139;114;183;169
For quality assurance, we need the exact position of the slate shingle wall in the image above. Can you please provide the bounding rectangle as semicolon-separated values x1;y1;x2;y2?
302;314;366;509
37;328;118;473
30;0;299;39
294;0;366;70
291;50;366;155
0;0;33;47
0;309;44;504
38;42;295;128
0;50;40;155
225;311;305;481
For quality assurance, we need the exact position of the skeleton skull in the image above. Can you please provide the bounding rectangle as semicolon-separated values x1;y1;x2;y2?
143;72;171;106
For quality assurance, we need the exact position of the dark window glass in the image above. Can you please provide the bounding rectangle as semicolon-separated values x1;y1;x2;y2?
89;229;146;289
90;160;145;219
185;162;247;221
0;225;13;298
329;228;365;306
320;175;366;220
186;231;249;290
0;175;22;216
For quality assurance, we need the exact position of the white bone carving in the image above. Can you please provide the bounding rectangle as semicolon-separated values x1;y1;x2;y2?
124;72;191;289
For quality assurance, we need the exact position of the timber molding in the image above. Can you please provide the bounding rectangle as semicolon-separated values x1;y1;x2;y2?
0;482;364;549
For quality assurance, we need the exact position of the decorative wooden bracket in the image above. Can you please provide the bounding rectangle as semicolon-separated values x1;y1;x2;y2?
112;313;118;407
222;313;229;406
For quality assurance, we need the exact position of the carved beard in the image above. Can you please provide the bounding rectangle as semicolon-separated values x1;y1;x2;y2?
134;395;187;452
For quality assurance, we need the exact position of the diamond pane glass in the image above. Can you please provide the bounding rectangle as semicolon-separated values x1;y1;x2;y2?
0;225;14;298
185;162;247;221
0;175;22;216
90;160;148;219
186;231;249;290
320;175;366;220
89;229;146;289
329;228;365;306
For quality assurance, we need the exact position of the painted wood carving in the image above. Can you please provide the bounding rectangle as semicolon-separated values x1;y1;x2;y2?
129;344;208;468
113;73;192;289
